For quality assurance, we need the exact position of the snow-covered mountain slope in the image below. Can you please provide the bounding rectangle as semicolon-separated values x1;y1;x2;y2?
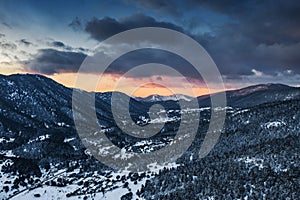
0;74;299;199
197;83;300;108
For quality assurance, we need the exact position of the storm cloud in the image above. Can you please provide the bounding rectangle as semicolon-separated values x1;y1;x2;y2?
85;13;184;41
20;0;300;82
25;47;203;79
19;39;33;46
25;49;87;75
129;0;300;77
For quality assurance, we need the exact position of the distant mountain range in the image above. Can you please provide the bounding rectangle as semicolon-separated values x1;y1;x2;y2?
197;83;300;108
135;81;300;109
135;94;193;102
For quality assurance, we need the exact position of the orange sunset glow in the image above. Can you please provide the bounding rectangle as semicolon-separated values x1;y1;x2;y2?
46;72;223;97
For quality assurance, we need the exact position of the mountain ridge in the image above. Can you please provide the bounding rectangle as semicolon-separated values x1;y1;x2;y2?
1;73;299;104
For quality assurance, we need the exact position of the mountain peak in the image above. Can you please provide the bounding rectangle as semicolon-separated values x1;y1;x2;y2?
137;94;192;102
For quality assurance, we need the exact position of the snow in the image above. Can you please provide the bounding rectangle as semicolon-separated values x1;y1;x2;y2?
284;93;296;100
99;187;129;200
100;165;181;200
10;185;80;200
233;85;269;96
30;114;37;118
99;171;147;200
9;91;18;98
264;121;286;129
237;157;264;169
7;168;150;200
146;162;180;172
213;107;227;111
180;107;210;113
64;137;76;143
56;122;70;127
149;116;179;124
44;122;49;128
7;80;14;86
232;109;249;116
171;94;192;102
28;135;50;144
113;148;134;160
273;164;288;173
0;150;17;157
0;137;15;143
138;94;192;102
145;107;211;124
97;146;113;156
129;140;169;153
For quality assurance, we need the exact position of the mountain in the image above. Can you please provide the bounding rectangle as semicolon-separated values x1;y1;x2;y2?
197;83;300;108
0;74;299;199
135;83;300;108
135;94;193;102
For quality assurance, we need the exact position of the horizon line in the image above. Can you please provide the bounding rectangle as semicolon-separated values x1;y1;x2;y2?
1;72;299;98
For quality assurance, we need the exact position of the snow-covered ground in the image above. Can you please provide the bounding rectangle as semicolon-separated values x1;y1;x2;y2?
7;170;149;200
264;121;286;129
10;185;80;200
236;156;265;169
0;156;180;200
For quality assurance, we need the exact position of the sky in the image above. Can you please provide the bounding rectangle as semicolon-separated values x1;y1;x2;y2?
0;0;299;97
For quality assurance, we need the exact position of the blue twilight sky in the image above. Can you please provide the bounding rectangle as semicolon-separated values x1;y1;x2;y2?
0;0;299;94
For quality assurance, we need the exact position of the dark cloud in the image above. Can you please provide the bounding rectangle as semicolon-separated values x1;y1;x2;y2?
77;47;89;52
19;39;32;46
133;0;300;45
85;13;184;41
0;41;17;50
68;17;82;31
85;17;125;41
185;0;300;76
0;33;5;38
121;1;300;78
46;40;76;51
82;10;300;78
25;47;204;80
25;49;87;75
156;76;163;81
52;41;65;47
106;48;201;79
40;39;89;55
22;1;300;81
183;0;300;45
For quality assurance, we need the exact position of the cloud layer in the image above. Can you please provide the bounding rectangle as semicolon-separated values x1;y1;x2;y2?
85;13;184;41
2;0;298;85
25;49;87;74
